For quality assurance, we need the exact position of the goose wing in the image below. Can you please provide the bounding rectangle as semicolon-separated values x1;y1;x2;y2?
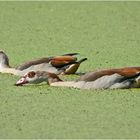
50;56;77;68
17;53;78;70
78;67;140;82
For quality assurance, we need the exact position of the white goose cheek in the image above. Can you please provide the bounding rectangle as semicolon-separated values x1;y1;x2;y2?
29;76;46;84
27;76;38;84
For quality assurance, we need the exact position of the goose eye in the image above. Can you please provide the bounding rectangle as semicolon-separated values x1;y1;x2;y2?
28;71;36;78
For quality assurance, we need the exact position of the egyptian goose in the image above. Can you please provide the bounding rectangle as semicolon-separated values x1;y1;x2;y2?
15;67;140;89
0;50;87;76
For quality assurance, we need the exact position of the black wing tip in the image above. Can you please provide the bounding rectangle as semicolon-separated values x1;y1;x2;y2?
78;58;88;63
62;53;79;56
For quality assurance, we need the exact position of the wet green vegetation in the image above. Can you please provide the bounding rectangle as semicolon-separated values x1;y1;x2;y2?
0;1;140;138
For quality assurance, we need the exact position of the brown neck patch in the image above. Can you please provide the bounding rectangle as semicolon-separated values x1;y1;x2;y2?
47;73;63;85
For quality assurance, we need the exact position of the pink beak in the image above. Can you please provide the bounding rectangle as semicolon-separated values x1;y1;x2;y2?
15;77;29;86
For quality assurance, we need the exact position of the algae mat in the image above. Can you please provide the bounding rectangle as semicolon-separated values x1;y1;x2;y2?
0;1;140;139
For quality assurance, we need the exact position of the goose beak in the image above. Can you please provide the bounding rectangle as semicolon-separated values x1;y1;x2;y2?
15;77;29;86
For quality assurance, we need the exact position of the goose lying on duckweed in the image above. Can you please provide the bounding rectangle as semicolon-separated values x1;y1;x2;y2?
15;67;140;89
0;50;87;76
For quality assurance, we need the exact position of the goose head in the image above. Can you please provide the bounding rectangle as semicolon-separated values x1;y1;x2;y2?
15;71;62;86
0;50;10;68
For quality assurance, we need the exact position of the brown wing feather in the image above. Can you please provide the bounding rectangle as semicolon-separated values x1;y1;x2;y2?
78;67;140;82
50;56;77;67
118;67;140;76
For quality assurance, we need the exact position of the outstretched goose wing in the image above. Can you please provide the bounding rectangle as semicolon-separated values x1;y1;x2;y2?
77;67;140;82
16;53;78;70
